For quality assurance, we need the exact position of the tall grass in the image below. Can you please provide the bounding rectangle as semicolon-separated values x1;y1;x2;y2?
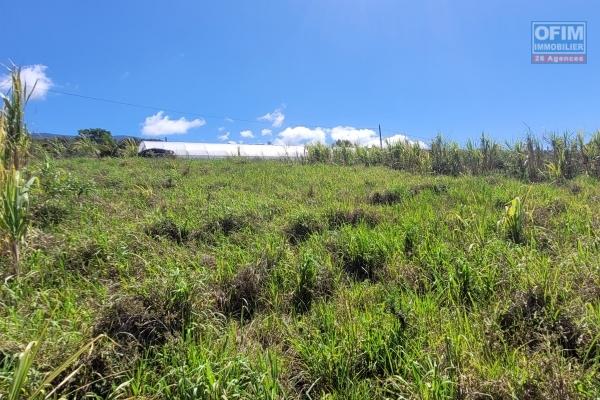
2;158;600;398
305;131;600;181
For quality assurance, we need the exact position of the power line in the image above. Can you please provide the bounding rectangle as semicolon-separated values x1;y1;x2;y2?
46;88;434;142
47;88;261;125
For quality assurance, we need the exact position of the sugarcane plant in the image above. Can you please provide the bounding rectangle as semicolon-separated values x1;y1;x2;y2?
0;170;37;275
2;66;33;170
0;65;37;276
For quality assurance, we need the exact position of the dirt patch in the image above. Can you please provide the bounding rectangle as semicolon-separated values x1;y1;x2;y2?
215;265;265;320
205;214;252;235
336;246;388;282
368;190;403;205
498;289;581;357
569;184;582;195
63;242;110;274
94;294;191;349
531;200;567;229
32;201;70;228
285;213;324;245
145;218;190;243
200;254;217;269
191;213;257;243
326;208;380;229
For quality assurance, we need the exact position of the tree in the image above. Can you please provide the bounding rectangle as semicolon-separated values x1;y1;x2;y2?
78;128;114;145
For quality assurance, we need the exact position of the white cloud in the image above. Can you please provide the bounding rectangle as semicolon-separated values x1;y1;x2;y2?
274;126;327;145
330;126;378;145
364;133;428;149
240;129;254;138
258;108;285;128
0;64;53;100
141;111;205;136
326;125;428;149
227;140;238;145
261;128;272;136
218;131;230;141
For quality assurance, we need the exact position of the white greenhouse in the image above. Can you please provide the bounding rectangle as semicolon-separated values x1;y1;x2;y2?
137;141;306;159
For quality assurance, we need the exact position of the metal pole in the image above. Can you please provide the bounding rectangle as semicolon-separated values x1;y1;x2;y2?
378;124;383;149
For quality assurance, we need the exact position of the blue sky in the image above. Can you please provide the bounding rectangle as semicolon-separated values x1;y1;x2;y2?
2;0;599;145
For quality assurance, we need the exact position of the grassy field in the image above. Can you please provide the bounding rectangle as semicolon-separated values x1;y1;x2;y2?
1;156;600;399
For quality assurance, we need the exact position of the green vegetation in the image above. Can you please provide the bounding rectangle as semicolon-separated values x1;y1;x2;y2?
0;170;37;275
2;62;600;399
308;132;600;182
1;66;37;276
1;155;600;398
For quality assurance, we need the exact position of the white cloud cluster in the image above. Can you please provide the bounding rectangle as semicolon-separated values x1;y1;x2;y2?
240;129;254;138
261;128;272;136
270;125;426;148
274;126;327;145
0;64;53;100
141;111;205;136
258;108;285;128
330;126;379;146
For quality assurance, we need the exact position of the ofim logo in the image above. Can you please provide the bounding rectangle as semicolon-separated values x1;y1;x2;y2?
531;21;586;64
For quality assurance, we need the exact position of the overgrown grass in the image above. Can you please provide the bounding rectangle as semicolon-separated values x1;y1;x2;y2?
1;157;600;398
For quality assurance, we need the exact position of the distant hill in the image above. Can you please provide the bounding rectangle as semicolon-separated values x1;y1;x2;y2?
31;132;143;141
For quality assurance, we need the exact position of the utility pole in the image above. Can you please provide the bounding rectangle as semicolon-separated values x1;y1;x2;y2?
378;124;383;149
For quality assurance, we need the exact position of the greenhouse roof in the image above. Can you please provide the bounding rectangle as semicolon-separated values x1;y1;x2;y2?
138;141;306;159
